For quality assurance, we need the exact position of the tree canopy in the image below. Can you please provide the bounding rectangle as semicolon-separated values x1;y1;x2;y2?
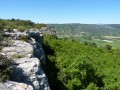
43;35;120;90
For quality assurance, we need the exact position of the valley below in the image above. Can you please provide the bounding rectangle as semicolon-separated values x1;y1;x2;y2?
48;24;120;49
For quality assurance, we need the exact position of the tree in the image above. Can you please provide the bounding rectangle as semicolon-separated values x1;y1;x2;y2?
106;45;112;50
11;18;15;21
89;42;97;47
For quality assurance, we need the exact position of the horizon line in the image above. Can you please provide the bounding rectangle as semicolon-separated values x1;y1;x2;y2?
1;18;120;25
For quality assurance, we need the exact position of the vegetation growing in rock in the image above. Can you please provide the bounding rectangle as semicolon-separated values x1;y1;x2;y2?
0;18;46;32
0;26;4;50
11;54;25;59
0;27;15;82
43;35;120;90
0;55;14;82
19;35;31;42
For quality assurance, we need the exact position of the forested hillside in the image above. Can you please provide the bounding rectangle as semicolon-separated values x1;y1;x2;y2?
43;35;120;90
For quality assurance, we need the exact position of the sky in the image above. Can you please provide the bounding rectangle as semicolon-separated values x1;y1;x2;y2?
0;0;120;24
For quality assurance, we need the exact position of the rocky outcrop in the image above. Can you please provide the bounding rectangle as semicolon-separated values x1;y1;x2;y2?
1;38;50;90
0;81;33;90
2;40;33;58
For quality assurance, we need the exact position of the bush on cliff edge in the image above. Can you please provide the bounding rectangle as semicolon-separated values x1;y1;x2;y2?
0;26;15;82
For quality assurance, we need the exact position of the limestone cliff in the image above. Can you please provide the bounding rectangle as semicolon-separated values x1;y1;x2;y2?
0;34;50;90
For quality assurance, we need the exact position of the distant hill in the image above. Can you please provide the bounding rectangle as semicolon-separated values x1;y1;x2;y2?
47;24;120;49
47;24;120;36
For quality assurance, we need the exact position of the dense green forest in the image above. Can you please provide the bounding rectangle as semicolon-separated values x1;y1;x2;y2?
0;18;46;32
48;24;120;49
43;35;120;90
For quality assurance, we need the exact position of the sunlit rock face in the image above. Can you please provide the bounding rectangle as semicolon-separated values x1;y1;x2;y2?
0;81;33;90
1;39;50;90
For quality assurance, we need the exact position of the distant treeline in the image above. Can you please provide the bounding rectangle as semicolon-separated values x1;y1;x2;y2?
0;18;46;32
48;24;120;36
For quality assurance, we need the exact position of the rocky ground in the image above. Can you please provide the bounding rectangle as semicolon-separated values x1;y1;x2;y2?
0;38;50;90
0;81;33;90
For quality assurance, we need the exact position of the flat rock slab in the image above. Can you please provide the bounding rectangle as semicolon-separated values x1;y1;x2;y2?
0;81;33;90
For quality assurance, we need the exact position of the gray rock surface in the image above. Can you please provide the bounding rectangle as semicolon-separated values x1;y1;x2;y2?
0;81;33;90
1;39;50;90
2;40;33;58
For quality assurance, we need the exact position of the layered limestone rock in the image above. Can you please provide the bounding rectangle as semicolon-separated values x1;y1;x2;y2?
1;39;50;90
0;81;33;90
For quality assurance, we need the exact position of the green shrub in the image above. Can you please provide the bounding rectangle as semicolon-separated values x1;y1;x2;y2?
11;54;24;59
19;35;31;42
106;45;112;50
0;25;14;82
84;83;98;90
0;55;14;82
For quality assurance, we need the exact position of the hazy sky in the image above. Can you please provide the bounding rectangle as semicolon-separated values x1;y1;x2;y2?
0;0;120;24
